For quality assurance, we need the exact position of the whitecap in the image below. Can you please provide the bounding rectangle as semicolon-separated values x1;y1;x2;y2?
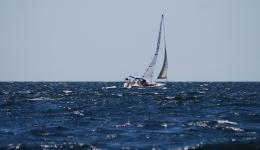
18;90;31;94
102;86;116;89
40;144;58;148
78;143;84;146
2;91;9;95
40;144;50;148
217;120;238;125
165;96;175;99
184;146;190;150
115;121;131;128
162;87;167;90
94;91;102;96
244;137;257;141
8;144;21;149
137;123;144;128
106;133;117;139
203;87;209;91
90;145;102;150
234;112;239;116
15;144;21;149
161;123;168;128
188;121;209;128
73;110;84;116
28;97;53;101
225;126;244;132
203;83;208;86
63;90;72;94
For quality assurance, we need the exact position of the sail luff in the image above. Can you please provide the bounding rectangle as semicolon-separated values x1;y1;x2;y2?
142;15;163;82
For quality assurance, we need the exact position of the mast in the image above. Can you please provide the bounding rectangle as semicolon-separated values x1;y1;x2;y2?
157;14;168;80
142;15;164;82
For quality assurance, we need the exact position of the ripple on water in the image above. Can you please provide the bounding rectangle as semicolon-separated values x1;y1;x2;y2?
28;126;68;137
28;97;54;101
187;119;244;133
0;82;259;149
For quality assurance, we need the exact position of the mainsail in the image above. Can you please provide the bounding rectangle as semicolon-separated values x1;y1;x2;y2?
142;15;163;82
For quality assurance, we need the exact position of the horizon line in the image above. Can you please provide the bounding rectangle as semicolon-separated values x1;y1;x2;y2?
0;80;260;82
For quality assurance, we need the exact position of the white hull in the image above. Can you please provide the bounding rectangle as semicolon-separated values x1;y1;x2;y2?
123;82;165;88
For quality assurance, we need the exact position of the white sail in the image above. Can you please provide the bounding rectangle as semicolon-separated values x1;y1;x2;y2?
157;15;168;80
142;15;163;82
157;47;168;79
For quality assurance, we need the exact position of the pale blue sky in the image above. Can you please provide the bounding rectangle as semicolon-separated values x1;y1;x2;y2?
0;0;260;81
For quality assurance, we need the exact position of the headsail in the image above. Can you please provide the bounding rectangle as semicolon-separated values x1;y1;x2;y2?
157;47;168;79
142;15;164;82
157;14;168;80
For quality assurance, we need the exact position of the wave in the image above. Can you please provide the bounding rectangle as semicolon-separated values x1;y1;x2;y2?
63;90;72;94
165;96;175;99
28;126;68;137
191;138;260;150
0;82;259;150
0;143;95;150
162;87;167;90
217;120;238;125
28;97;54;101
1;139;259;150
225;126;244;132
102;86;117;89
72;110;85;117
187;120;244;132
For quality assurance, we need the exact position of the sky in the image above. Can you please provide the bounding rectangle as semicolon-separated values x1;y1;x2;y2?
0;0;260;81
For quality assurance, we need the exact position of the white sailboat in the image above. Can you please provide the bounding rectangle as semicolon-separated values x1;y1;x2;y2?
124;14;168;88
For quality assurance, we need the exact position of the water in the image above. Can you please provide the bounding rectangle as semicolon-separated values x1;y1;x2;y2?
0;82;259;149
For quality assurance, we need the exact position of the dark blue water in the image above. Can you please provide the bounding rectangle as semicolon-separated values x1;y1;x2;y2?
0;82;259;150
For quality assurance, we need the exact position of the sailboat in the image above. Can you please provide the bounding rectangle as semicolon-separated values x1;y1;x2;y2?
124;14;168;88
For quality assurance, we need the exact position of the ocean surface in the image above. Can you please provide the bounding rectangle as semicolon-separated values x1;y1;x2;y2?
0;82;259;150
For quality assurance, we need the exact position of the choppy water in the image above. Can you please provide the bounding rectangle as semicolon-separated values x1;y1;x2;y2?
0;82;259;150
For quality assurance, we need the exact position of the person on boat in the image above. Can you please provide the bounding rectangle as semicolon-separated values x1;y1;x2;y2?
125;78;129;82
140;78;148;86
124;78;132;88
